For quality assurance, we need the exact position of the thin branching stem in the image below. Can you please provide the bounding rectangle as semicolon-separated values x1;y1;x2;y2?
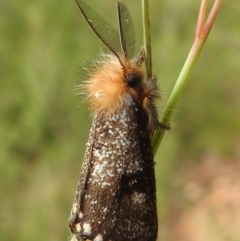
204;0;222;36
151;0;222;156
196;0;207;38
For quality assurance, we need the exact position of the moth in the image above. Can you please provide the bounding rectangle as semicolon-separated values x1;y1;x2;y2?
68;0;161;240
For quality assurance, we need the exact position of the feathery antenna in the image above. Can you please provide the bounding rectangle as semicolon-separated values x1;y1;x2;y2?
75;0;136;67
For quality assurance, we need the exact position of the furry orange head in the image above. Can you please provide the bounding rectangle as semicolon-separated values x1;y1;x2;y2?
75;0;160;135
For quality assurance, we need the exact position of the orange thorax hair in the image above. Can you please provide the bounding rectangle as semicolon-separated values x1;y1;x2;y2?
84;54;144;114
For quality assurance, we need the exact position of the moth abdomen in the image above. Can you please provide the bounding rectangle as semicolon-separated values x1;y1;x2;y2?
69;96;157;241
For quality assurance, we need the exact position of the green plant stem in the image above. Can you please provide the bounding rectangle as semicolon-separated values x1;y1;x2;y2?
142;0;152;79
151;0;222;156
152;38;205;156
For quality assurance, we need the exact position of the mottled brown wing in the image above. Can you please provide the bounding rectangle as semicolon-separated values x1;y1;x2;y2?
68;121;96;230
69;95;158;241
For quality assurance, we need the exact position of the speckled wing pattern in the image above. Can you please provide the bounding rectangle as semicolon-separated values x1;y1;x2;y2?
68;94;158;241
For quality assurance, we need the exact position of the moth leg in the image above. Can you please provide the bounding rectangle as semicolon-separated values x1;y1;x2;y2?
158;121;171;130
144;75;170;133
134;46;145;66
148;75;170;131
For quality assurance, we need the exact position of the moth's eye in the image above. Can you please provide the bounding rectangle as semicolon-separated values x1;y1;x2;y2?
126;74;141;88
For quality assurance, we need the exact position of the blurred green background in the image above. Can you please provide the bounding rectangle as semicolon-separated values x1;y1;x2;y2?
1;0;240;240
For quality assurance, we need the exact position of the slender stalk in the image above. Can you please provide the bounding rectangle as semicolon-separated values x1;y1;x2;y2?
196;0;207;38
204;0;222;36
152;38;204;155
151;0;222;156
142;0;152;79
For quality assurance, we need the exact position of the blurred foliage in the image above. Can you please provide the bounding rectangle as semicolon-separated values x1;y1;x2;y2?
0;0;239;240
